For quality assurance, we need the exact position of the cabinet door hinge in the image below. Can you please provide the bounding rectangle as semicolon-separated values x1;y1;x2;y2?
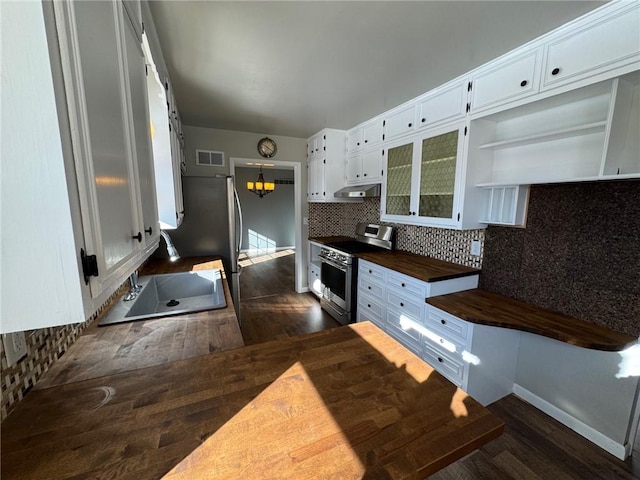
466;103;471;113
80;248;98;285
467;81;472;92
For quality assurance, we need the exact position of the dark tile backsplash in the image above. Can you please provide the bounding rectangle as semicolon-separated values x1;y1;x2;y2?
480;180;640;336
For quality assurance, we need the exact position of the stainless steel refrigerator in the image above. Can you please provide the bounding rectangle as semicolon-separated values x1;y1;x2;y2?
169;175;243;321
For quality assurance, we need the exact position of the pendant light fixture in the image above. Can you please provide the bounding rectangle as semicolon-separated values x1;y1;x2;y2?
247;166;275;198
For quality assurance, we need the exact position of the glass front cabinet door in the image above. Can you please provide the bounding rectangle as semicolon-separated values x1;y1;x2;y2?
381;122;467;228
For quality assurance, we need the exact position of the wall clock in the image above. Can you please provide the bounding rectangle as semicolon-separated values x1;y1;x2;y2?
257;137;277;158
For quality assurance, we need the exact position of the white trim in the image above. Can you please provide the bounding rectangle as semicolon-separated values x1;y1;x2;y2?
513;384;630;460
230;157;304;293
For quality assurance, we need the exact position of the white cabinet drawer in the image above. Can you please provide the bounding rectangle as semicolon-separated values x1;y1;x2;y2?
426;306;470;347
387;311;422;356
387;290;422;320
422;341;465;387
358;293;385;321
471;49;541;114
387;272;427;298
384;104;416;140
358;297;385;330
359;260;387;284
359;277;385;301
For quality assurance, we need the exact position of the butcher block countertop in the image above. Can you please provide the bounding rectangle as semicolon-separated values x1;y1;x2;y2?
357;251;479;283
427;289;636;352
309;237;479;283
1;322;504;480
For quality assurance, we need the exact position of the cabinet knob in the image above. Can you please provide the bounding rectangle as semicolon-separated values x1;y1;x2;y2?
401;283;405;287
400;302;404;307
551;67;560;76
144;227;153;235
408;122;412;128
368;286;371;290
132;232;142;243
367;304;371;308
356;174;359;178
357;142;360;146
520;80;528;87
437;357;443;363
364;139;368;143
369;269;372;274
421;118;426;123
441;319;446;325
363;173;367;177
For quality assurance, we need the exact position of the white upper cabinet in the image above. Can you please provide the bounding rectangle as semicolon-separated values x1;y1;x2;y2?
542;2;640;92
383;104;417;141
123;9;159;250
1;0;86;333
470;49;542;115
381;122;483;229
347;118;384;153
345;148;384;185
54;0;159;301
416;78;470;129
308;129;361;202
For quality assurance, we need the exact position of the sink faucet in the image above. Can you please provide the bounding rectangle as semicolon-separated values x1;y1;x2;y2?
161;230;180;262
124;270;142;301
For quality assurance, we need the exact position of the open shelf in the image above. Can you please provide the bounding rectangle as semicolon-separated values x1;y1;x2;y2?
478;121;607;150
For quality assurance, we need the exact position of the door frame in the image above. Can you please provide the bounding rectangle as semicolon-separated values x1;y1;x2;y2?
230;157;304;293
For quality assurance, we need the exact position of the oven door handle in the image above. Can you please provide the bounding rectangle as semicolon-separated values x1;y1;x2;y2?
319;256;348;272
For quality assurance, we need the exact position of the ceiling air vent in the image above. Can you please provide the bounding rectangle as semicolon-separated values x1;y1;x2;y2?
196;149;225;167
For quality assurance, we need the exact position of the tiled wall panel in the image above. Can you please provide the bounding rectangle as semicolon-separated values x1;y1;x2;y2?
481;181;639;336
308;198;484;269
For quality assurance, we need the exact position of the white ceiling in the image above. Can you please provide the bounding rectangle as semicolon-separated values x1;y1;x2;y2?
149;1;606;139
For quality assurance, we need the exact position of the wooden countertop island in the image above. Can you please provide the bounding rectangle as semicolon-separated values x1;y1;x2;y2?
1;322;504;480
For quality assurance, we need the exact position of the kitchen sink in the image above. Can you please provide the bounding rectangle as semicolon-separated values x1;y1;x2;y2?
99;269;226;326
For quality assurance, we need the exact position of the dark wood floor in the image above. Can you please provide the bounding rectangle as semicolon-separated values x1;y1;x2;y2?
238;250;340;345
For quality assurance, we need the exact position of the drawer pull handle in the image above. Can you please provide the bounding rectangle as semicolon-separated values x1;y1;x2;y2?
551;67;560;76
437;357;443;363
520;80;528;87
441;319;446;325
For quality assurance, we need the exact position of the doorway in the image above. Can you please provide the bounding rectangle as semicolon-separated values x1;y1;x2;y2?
230;158;304;293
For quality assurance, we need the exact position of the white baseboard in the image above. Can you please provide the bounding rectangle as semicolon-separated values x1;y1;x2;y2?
513;384;630;460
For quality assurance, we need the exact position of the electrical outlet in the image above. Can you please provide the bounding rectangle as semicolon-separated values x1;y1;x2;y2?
470;240;481;257
3;332;28;367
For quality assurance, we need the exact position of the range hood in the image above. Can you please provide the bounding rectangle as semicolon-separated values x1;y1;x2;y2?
333;183;381;198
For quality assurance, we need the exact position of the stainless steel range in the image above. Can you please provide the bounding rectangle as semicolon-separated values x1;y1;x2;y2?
319;223;394;325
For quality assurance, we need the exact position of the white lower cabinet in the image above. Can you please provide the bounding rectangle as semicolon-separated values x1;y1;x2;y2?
356;260;519;405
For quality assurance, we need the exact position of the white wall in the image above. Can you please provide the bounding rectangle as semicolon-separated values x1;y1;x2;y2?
235;167;295;251
183;125;308;233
